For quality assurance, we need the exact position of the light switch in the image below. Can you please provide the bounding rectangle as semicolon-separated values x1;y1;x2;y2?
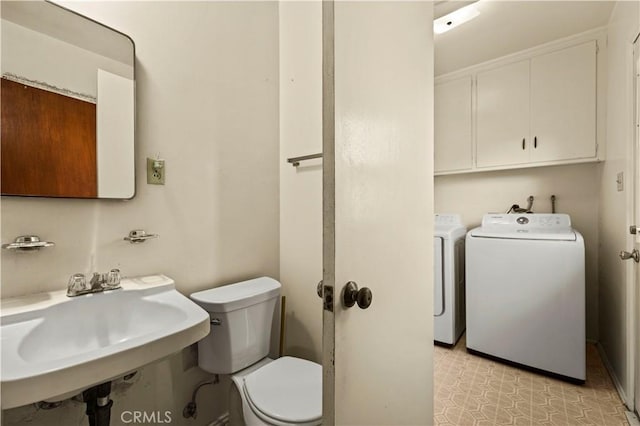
616;172;624;192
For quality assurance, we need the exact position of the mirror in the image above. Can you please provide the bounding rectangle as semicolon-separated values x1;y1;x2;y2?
1;1;135;199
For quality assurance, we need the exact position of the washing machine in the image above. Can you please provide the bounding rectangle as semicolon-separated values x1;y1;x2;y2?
434;214;466;346
466;213;585;382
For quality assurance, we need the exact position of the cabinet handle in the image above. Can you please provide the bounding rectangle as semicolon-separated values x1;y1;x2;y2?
534;136;537;148
522;138;525;150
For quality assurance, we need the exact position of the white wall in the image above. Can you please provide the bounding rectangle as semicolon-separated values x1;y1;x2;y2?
435;163;600;340
2;19;131;98
598;0;640;406
1;2;279;425
279;1;323;363
96;70;135;198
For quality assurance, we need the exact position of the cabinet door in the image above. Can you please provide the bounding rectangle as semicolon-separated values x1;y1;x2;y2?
530;41;596;162
476;60;530;167
434;77;472;173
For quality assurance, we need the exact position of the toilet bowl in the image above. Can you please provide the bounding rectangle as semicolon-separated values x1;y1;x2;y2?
190;277;322;426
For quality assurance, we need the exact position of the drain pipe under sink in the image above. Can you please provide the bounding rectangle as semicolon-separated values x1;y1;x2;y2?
83;381;113;426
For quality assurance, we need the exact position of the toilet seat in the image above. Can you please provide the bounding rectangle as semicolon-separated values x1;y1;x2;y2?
242;357;322;425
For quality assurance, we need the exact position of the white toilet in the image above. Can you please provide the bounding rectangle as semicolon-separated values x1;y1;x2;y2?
190;277;322;426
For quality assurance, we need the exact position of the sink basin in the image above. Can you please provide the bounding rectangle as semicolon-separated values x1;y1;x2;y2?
1;275;209;409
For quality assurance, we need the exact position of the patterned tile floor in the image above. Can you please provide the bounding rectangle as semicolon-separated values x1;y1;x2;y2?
434;335;629;426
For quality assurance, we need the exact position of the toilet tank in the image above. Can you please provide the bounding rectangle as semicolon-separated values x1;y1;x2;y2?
190;277;281;374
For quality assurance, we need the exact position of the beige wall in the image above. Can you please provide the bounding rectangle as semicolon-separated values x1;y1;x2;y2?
1;1;279;424
435;163;600;340
279;1;323;363
598;0;640;406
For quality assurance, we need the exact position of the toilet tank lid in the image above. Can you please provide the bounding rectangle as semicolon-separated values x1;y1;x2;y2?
190;277;281;313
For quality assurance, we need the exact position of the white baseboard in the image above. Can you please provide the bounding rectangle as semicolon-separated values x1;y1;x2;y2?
626;411;640;426
596;342;631;408
207;412;230;426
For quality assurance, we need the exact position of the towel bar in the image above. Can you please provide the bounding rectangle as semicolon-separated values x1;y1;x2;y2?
287;153;323;167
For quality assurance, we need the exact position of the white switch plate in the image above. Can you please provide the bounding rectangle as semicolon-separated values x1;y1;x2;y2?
616;172;624;192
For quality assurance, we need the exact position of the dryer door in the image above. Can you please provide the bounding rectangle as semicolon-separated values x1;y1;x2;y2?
434;237;444;316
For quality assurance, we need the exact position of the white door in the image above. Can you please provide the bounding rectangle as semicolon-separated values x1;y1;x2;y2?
321;1;434;424
435;77;473;173
530;42;597;163
476;60;530;168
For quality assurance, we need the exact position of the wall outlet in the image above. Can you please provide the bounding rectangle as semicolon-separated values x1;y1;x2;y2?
147;158;165;185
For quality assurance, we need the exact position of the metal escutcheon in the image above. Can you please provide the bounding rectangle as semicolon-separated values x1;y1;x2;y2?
342;281;373;309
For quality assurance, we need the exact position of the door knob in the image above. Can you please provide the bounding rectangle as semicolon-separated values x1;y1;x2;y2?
619;249;639;263
342;281;373;309
317;280;323;298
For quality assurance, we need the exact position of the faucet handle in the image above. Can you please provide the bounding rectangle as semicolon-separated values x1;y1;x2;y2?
106;269;121;288
67;273;87;295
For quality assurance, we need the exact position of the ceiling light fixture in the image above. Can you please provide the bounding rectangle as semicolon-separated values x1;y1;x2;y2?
434;3;480;35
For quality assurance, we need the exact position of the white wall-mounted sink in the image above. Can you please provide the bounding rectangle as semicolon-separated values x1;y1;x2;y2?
1;275;209;409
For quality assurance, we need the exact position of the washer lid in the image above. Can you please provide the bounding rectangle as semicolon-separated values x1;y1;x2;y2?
244;357;322;423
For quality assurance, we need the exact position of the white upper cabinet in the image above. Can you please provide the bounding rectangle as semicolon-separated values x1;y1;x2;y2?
476;60;530;168
435;35;601;176
435;77;473;172
530;41;597;163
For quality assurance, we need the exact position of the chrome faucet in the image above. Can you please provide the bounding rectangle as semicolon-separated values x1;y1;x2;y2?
90;272;107;290
67;269;121;297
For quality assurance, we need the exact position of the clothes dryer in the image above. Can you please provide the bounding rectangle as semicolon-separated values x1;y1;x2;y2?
434;214;467;346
